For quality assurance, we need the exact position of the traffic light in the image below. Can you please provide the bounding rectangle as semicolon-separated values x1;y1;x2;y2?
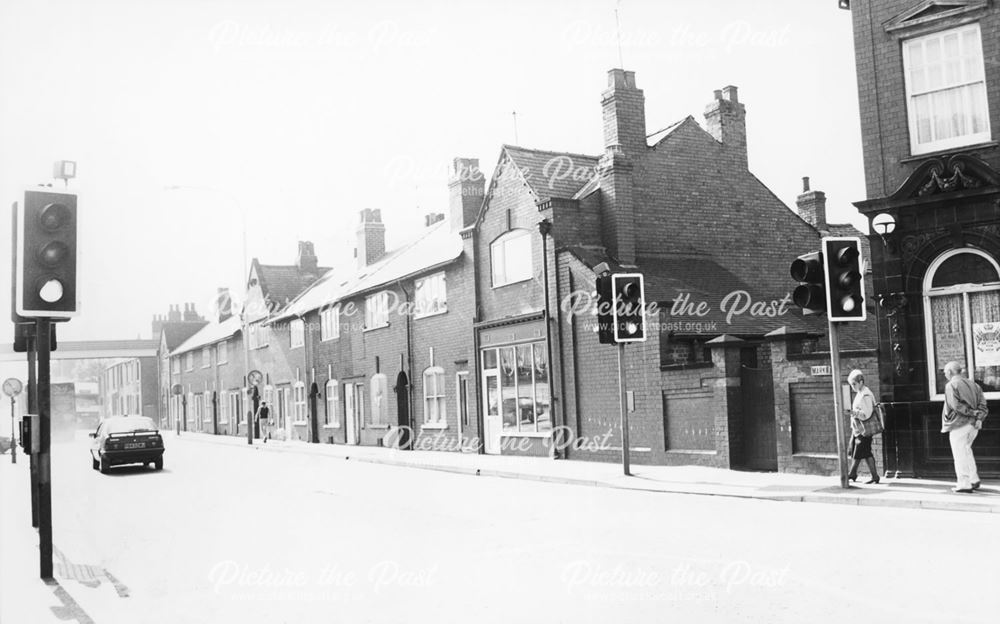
20;415;38;455
15;189;78;318
612;273;646;343
790;251;826;315
823;237;866;321
595;274;615;344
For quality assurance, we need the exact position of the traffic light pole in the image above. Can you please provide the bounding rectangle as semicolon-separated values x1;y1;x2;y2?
36;318;53;579
828;320;849;489
618;342;631;476
27;336;39;528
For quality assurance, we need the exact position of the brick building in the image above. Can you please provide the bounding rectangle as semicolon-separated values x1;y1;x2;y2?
100;356;157;420
843;0;1000;477
243;242;329;440
167;295;244;436
154;303;208;430
268;199;478;452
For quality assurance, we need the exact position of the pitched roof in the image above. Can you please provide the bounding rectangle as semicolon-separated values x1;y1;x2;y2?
646;116;692;147
502;145;600;201
270;220;464;322
255;262;330;314
171;316;242;355
160;322;209;351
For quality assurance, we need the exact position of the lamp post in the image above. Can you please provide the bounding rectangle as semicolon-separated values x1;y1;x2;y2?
163;185;252;444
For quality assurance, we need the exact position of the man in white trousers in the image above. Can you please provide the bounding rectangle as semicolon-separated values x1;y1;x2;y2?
941;361;988;493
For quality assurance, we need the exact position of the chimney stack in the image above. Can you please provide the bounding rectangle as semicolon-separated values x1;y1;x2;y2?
183;302;200;322
425;212;445;227
448;157;484;231
356;209;386;268
704;85;747;169
296;241;319;275
168;304;181;323
796;176;828;234
151;314;164;338
601;69;647;157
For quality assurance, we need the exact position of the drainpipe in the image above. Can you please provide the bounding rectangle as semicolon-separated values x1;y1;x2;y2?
552;243;569;459
538;218;559;459
396;279;415;450
469;227;485;455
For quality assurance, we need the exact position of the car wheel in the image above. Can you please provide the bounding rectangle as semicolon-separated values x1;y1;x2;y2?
99;457;110;474
92;456;99;470
154;458;163;471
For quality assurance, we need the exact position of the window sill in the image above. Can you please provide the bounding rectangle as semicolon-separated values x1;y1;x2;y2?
293;420;309;426
320;336;339;342
322;424;341;429
414;309;448;321
659;362;715;372
421;423;448;430
902;140;997;163
492;277;532;289
363;324;390;333
290;345;304;350
218;361;228;366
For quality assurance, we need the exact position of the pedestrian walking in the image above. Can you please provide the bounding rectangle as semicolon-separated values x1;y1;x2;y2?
941;361;988;493
258;402;270;441
846;370;880;484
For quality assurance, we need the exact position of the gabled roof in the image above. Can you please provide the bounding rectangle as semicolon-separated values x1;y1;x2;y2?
502;145;600;201
646;116;693;147
270;219;464;323
171;316;241;356
160;322;208;351
254;262;331;314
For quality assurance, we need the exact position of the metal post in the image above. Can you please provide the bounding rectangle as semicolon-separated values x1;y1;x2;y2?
829;320;849;489
538;219;558;457
9;396;15;464
27;337;38;528
36;318;53;579
618;342;630;476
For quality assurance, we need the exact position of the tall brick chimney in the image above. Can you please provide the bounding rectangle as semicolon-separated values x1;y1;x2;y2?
168;304;181;323
356;209;386;268
704;85;747;169
183;302;201;322
601;69;646;157
448;157;484;231
796;176;828;234
296;241;318;274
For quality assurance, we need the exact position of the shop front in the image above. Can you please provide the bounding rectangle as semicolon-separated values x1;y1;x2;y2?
478;318;552;457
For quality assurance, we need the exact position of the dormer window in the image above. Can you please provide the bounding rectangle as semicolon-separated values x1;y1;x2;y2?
902;23;990;155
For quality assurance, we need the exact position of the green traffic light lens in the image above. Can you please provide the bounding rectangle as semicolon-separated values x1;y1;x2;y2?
39;203;70;231
626;322;639;335
37;241;69;267
39;279;64;303
841;296;856;313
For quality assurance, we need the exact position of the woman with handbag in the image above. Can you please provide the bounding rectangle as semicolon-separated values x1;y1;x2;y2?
846;369;880;484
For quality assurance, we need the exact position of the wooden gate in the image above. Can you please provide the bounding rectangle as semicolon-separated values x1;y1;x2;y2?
739;347;777;471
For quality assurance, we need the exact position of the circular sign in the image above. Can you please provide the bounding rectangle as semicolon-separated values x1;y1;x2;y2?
171;383;184;396
2;378;24;397
247;370;263;386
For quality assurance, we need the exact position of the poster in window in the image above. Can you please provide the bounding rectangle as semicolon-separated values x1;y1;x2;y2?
973;322;1000;366
935;332;966;368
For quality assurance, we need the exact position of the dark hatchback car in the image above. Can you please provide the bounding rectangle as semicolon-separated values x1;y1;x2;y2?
90;416;164;473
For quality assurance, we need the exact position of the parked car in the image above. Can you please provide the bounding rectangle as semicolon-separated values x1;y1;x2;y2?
90;416;164;473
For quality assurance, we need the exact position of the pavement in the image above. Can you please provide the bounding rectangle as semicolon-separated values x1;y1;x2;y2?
175;431;1000;514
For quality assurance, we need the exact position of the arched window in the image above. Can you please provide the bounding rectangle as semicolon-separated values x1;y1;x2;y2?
325;379;340;428
923;248;1000;398
490;229;533;287
423;367;446;427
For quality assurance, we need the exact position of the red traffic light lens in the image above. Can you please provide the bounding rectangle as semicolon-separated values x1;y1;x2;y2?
622;282;639;300
37;241;69;267
38;203;71;231
835;246;859;265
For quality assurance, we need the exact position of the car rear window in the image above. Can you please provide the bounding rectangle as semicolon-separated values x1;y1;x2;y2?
105;417;157;434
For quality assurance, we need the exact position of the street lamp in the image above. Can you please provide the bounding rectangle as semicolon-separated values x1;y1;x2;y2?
872;212;897;255
163;185;254;445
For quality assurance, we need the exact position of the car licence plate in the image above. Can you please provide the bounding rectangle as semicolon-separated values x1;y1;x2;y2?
124;442;145;449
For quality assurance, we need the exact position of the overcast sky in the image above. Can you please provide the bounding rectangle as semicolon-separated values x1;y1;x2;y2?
0;0;863;348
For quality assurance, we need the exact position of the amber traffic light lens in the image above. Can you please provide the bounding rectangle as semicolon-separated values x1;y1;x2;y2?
37;241;69;267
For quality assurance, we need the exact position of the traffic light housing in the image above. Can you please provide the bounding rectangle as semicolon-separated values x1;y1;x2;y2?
595;274;615;344
612;273;646;343
790;251;826;314
20;414;38;455
15;189;78;318
12;322;57;353
823;237;866;321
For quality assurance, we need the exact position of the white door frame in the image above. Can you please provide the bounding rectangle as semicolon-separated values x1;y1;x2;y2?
344;382;359;445
456;372;469;451
482;368;501;455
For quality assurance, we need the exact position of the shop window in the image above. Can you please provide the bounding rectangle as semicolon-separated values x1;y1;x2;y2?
495;342;550;434
903;23;990;155
923;248;1000;398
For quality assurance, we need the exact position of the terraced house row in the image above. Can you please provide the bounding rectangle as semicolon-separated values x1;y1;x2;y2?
157;67;876;474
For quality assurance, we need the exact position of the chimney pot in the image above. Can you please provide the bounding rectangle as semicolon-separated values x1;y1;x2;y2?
722;85;739;103
802;176;810;192
713;89;723;101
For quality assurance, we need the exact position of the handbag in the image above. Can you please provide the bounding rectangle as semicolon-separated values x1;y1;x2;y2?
862;403;885;436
